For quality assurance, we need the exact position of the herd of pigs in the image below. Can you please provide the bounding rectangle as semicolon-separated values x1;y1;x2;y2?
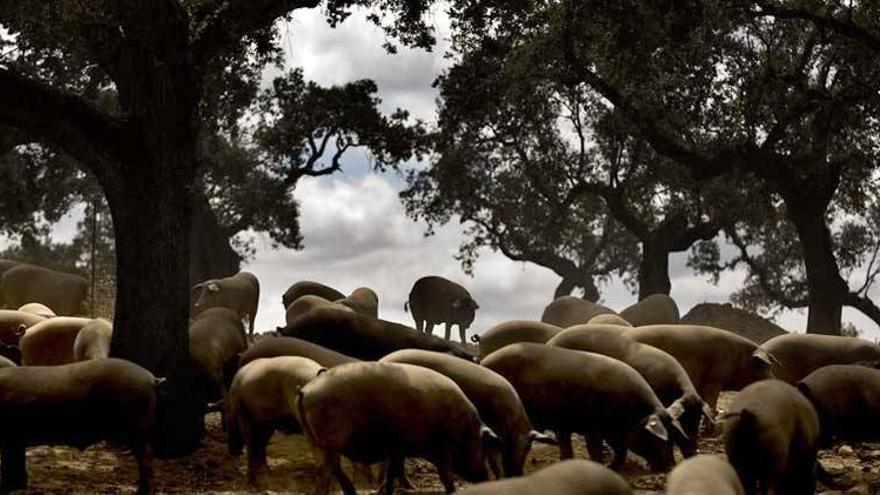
0;262;879;494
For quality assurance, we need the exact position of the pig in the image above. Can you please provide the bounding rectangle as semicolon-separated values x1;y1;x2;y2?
280;306;476;362
666;455;744;495
336;287;379;318
540;296;615;328
458;459;632;495
0;358;160;494
15;303;55;319
0;264;88;316
380;349;555;477
762;333;880;384
192;271;259;337
0;343;20;366
0;310;44;345
19;316;92;366
238;336;358;370
620;294;680;327
294;361;497;494
797;364;880;444
549;326;712;456
475;320;563;360
588;314;633;326
623;324;777;409
73;318;112;361
282;281;345;310
285;295;352;326
227;356;324;486
0;355;15;368
189;307;248;432
481;343;686;471
406;276;478;343
723;379;821;495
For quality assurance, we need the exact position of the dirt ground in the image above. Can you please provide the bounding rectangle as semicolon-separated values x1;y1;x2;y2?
16;393;880;494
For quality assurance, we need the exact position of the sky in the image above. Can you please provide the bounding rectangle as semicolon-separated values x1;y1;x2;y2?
39;6;880;340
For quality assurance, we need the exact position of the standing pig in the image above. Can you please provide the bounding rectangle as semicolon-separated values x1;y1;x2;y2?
19;316;92;366
73;318;113;361
458;459;632;495
476;320;563;360
280;306;476;361
723;379;820;495
482;343;685;471
189;307;248;432
1;264;88;316
227;356;324;486
0;358;160;494
540;296;616;328
666;455;744;495
336;287;379;318
285;295;352;326
238;336;358;370
797;364;880;444
192;271;260;337
282;280;345;311
549;326;712;456
0;310;44;345
380;349;554;477
406;276;478;343
762;333;880;384
294;361;496;494
623;324;777;409
620;294;680;327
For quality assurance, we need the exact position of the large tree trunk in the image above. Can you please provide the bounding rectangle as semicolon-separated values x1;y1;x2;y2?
189;192;242;285
638;240;672;300
787;203;847;334
553;270;600;301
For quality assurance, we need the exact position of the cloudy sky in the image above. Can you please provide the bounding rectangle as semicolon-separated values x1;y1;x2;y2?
39;6;880;340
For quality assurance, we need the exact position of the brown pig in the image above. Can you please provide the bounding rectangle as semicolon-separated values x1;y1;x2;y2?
549;326;712;457
482;343;686;471
0;310;44;345
458;459;632;495
723;379;820;495
285;295;352;326
797;364;880;444
227;356;324;486
623;324;776;409
380;349;554;477
588;314;633;326
336;287;379;318
73;318;112;361
19;316;92;366
475;320;563;359
294;361;497;494
16;303;56;319
540;296;615;328
620;294;680;327
0;358;160;494
238;336;358;370
762;333;880;384
666;455;744;495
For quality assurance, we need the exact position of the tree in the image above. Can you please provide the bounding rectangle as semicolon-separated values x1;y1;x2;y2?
447;0;880;333
403;25;733;300
0;0;438;458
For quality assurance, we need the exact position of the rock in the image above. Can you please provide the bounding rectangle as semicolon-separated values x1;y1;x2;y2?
839;445;855;456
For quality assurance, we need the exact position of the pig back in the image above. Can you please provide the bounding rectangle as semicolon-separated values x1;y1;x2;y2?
20;316;92;366
239;336;358;369
763;333;880;384
798;364;880;441
478;320;562;359
458;459;632;495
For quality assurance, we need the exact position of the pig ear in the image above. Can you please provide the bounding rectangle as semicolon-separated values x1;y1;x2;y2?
452;298;463;309
207;283;220;292
15;324;27;337
481;425;501;448
470;298;479;310
669;418;689;441
316;367;328;376
529;430;557;445
702;402;717;425
667;398;686;420
644;414;668;441
752;348;780;366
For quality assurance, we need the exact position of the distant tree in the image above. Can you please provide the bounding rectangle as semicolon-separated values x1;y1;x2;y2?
0;0;439;456
403;27;734;301
447;0;880;333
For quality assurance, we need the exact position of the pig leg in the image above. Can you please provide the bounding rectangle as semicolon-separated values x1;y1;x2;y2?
310;449;339;495
424;321;435;336
607;436;628;471
415;318;425;334
331;460;356;495
584;433;605;464
132;441;154;495
246;424;273;487
379;457;404;495
351;461;374;486
556;430;574;459
444;322;452;341
0;445;27;492
434;453;456;494
458;325;467;344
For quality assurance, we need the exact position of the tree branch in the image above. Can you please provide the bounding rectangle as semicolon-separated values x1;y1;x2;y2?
192;0;321;63
754;2;880;53
727;227;810;308
0;68;123;173
843;292;880;329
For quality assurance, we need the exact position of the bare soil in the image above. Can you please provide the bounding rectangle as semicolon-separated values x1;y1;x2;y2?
16;393;880;494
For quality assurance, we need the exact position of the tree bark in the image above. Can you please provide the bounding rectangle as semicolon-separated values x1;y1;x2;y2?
638;240;672;300
553;270;600;301
787;203;847;334
189;192;242;285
